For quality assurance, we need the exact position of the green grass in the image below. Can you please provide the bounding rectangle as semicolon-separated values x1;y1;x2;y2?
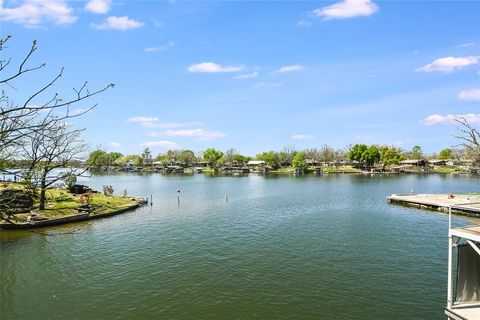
266;166;363;174
0;182;26;190
1;183;137;222
429;165;468;174
41;189;135;218
268;167;295;174
322;166;362;173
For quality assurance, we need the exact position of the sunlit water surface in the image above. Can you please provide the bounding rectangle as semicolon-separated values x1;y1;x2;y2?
1;173;479;319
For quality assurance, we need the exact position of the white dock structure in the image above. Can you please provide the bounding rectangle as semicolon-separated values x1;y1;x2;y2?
387;193;480;216
445;204;480;320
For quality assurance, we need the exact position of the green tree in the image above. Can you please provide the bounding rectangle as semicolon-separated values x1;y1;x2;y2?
380;146;403;168
178;150;196;166
292;151;308;169
233;154;250;165
86;149;109;167
216;155;227;167
154;153;168;163
439;148;453;160
256;151;279;169
108;152;123;164
203;148;223;167
361;146;381;166
411;145;423;160
348;144;368;162
114;155;142;167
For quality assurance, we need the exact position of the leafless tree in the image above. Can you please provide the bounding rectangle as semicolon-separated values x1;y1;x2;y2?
141;148;152;166
334;148;348;166
164;149;181;164
0;35;114;166
225;148;236;165
305;148;321;162
281;145;296;162
319;144;335;163
454;117;480;165
21;123;88;210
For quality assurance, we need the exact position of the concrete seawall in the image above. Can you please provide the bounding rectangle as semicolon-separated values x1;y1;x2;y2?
0;202;145;229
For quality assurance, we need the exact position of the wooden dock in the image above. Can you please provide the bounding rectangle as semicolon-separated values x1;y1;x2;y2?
387;193;480;216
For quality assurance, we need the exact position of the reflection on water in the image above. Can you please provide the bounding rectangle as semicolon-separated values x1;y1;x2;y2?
1;174;479;320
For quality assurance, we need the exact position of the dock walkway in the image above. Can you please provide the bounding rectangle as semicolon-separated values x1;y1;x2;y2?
387;193;480;216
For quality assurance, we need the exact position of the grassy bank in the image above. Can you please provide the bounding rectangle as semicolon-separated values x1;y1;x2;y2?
0;183;140;224
322;166;362;173
428;165;468;174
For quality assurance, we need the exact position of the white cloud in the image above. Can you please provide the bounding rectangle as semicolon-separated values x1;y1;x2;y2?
187;62;244;73
141;141;180;149
422;113;480;125
291;134;313;140
314;0;378;20
274;65;304;73
144;41;175;52
297;20;311;27
254;82;282;89
233;71;258;80
458;42;475;48
109;142;121;148
92;16;144;30
128;116;159;126
422;114;449;125
458;88;480;101
0;0;77;27
159;129;226;141
85;0;111;14
417;56;479;73
127;116;202;129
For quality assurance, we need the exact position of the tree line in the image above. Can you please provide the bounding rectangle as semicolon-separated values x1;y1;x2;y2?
86;143;475;171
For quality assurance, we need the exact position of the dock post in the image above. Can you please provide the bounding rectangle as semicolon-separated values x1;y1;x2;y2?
448;206;452;230
447;234;454;310
447;205;453;310
150;194;153;206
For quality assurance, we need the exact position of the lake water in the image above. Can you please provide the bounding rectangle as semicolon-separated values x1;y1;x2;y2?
1;173;479;319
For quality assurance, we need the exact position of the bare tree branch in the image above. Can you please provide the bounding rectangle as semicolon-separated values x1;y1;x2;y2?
0;37;114;164
0;37;46;84
453;117;480;167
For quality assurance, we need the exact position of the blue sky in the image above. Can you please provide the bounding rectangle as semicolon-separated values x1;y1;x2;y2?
1;0;479;156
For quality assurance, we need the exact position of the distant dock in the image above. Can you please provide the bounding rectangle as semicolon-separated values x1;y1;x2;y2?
387;193;480;216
